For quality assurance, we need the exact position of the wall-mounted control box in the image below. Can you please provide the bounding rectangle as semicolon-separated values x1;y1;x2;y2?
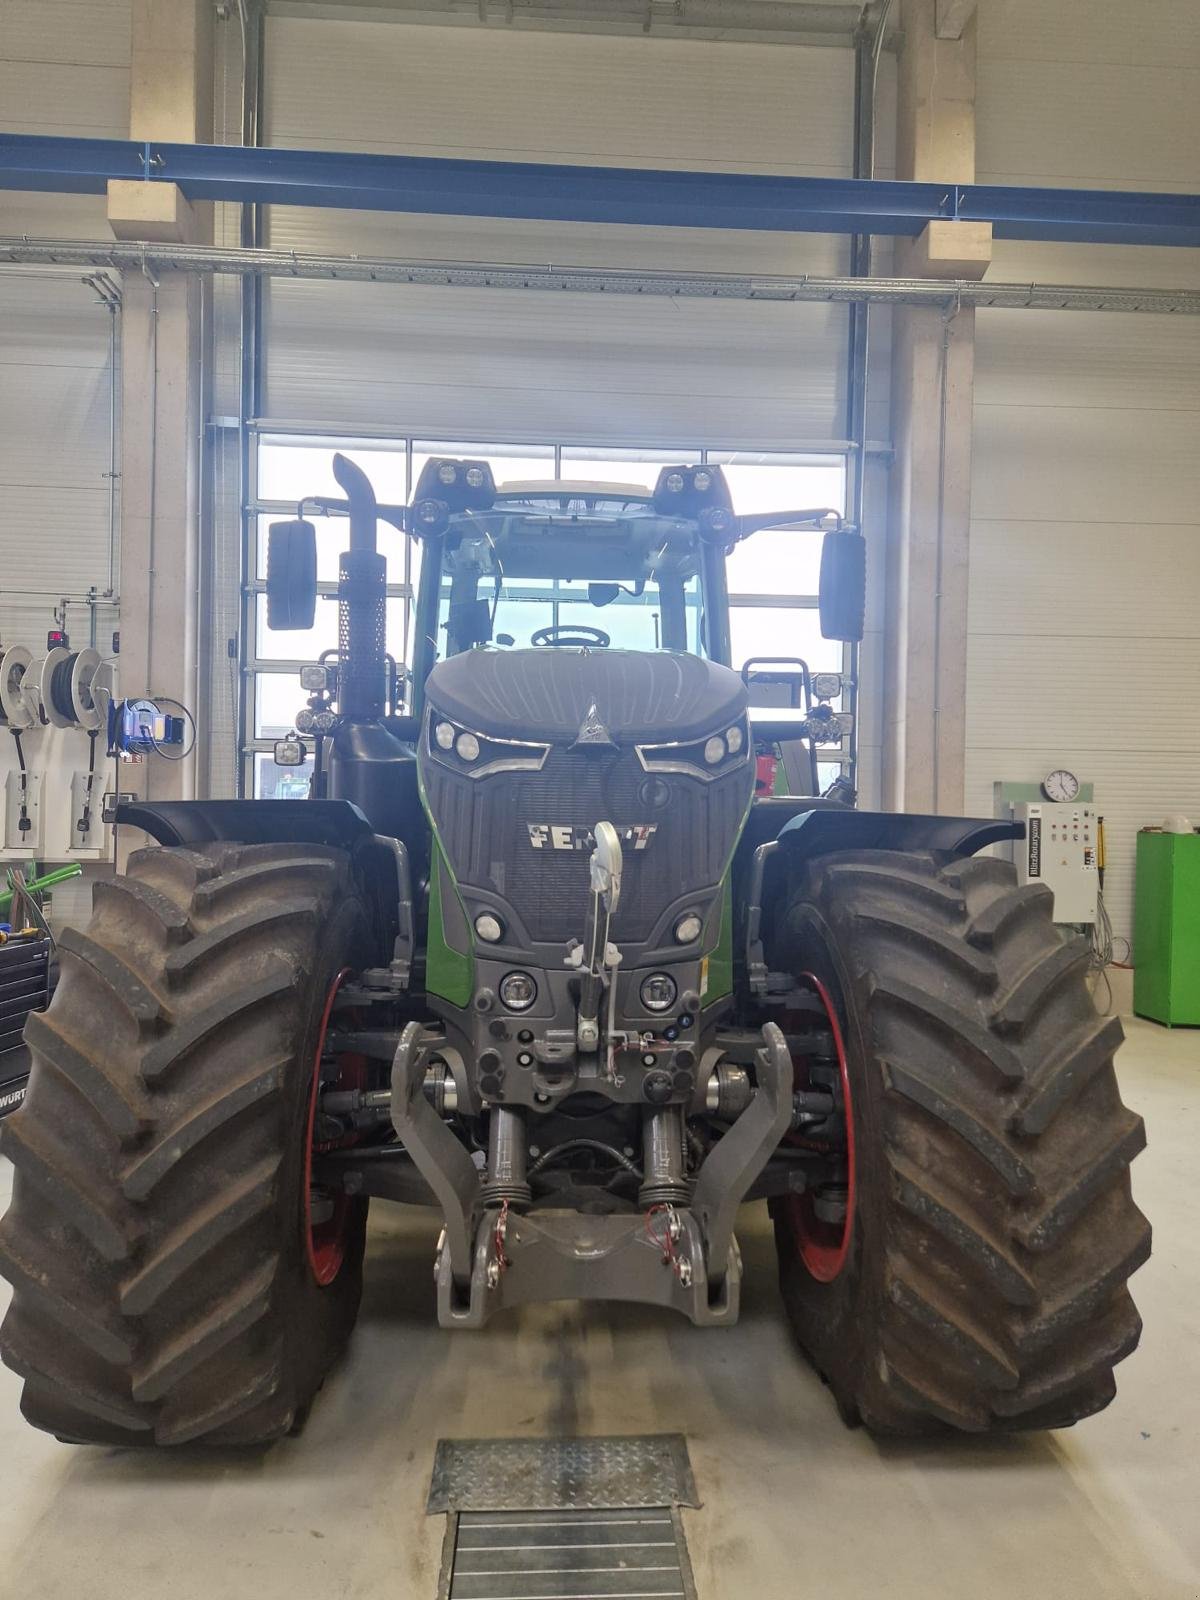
1011;801;1099;925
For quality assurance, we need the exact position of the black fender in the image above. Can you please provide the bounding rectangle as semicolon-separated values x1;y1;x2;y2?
115;799;408;973
116;798;376;851
775;805;1022;863
733;798;1024;997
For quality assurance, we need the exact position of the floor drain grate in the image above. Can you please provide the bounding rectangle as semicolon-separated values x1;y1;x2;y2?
429;1436;700;1600
444;1507;694;1600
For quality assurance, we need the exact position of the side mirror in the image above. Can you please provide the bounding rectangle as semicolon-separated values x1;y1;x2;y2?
448;597;493;648
818;531;866;642
266;519;318;631
588;582;621;608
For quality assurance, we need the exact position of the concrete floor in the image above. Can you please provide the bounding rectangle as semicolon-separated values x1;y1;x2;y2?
0;1015;1196;1600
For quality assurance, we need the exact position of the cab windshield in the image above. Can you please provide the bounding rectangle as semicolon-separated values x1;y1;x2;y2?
429;489;706;658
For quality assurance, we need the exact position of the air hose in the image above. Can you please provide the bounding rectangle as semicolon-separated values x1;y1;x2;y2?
47;652;80;722
10;729;31;838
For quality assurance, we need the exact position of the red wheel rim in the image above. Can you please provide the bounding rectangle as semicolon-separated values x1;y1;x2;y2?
303;970;362;1286
783;970;856;1283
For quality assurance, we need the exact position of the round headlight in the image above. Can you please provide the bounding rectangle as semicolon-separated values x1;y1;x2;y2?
725;724;743;754
437;461;458;485
665;472;685;494
475;913;503;943
313;710;338;733
674;913;703;945
692;468;712;491
295;708;316;733
434;720;456;750
464;465;486;488
703;735;726;765
640;972;678;1013
456;731;480;762
417;499;443;525
499;971;537;1011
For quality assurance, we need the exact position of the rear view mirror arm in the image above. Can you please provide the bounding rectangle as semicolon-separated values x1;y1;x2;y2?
733;509;849;543
299;495;415;536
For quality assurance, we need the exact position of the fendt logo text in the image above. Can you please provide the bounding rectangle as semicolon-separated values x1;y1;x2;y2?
527;824;658;852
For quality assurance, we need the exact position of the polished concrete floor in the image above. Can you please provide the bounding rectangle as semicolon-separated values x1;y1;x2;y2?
0;1016;1196;1600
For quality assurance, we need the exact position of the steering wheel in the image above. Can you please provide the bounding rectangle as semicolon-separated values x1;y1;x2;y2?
531;624;611;648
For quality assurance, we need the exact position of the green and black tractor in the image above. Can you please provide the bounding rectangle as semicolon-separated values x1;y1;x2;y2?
0;456;1148;1447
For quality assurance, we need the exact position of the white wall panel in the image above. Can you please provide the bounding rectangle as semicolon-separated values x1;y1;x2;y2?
265;19;854;172
970;3;1200;957
266;277;846;446
0;1;128;646
0;0;131;237
261;16;854;443
0;275;116;646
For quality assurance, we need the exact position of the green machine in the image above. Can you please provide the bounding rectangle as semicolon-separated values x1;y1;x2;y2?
1135;830;1200;1026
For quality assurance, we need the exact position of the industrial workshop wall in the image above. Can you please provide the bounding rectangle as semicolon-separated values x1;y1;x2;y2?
965;0;1200;953
258;14;880;449
0;0;130;919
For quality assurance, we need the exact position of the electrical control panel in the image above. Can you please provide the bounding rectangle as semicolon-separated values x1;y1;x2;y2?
1012;802;1098;925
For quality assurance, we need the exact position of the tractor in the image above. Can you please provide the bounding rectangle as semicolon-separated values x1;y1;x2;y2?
0;456;1148;1447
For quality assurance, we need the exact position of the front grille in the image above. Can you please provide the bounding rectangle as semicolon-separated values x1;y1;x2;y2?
423;746;750;945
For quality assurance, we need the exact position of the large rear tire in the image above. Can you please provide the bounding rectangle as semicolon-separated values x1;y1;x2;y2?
770;848;1150;1435
0;842;371;1446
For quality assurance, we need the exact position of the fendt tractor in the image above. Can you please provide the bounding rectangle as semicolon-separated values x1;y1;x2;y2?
0;457;1148;1448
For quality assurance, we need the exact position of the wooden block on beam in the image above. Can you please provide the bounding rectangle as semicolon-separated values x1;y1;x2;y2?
107;179;199;244
900;219;993;280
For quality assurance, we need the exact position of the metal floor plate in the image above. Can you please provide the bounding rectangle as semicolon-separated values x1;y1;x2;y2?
443;1508;696;1600
428;1436;699;1514
430;1438;701;1600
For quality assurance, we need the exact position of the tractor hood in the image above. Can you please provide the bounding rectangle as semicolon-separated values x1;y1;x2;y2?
424;647;747;745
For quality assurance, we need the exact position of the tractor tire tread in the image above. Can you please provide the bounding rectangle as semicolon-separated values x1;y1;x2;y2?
0;840;369;1448
773;847;1148;1435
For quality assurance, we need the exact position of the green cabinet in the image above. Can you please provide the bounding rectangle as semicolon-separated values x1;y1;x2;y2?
1134;832;1200;1026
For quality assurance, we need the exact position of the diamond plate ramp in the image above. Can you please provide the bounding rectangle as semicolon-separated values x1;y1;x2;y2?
428;1435;699;1514
429;1437;700;1600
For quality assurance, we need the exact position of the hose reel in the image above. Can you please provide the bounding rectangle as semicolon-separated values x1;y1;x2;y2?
0;647;35;731
35;647;109;731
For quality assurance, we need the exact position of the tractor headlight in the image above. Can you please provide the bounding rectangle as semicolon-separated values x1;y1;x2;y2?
674;913;703;945
475;913;504;943
415;498;448;533
637;718;750;781
640;973;678;1013
665;472;686;494
416;457;495;510
692;468;713;492
500;971;537;1011
427;713;550;777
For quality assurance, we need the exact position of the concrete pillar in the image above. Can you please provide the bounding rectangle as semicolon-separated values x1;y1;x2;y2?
109;1;213;804
881;0;989;814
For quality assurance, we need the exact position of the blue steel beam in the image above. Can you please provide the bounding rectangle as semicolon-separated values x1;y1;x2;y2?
2;133;1198;247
